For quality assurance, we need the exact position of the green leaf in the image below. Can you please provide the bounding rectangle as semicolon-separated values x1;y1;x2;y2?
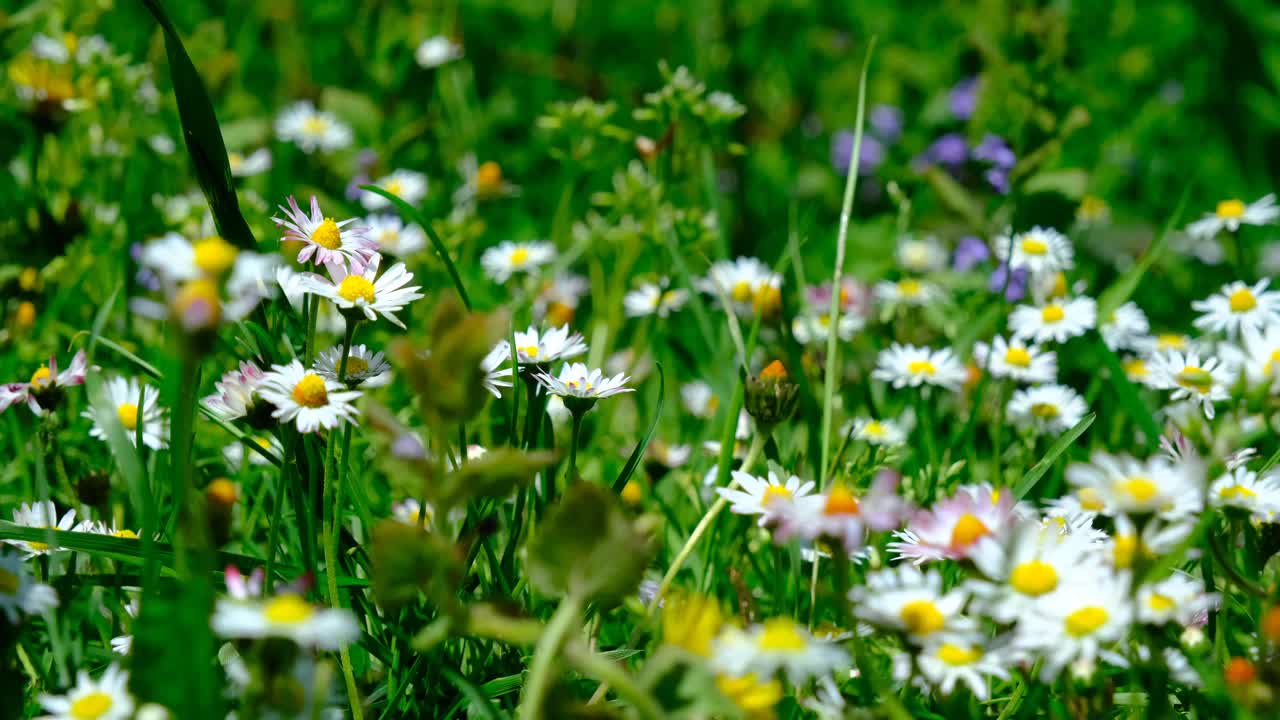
613;363;665;493
1096;182;1191;320
1012;413;1094;499
139;0;255;249
1022;168;1089;199
360;185;472;310
440;667;509;720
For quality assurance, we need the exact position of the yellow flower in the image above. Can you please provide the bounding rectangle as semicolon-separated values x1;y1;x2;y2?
662;592;724;658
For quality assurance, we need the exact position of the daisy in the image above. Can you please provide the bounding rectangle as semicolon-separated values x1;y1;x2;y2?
791;311;864;345
227;148;271;178
256;360;362;433
716;470;823;525
533;362;633;401
1009;296;1097;344
275;100;352;154
109;597;139;655
972;337;1057;384
772;472;907;554
480;343;513;398
453;154;521;207
873;277;943;308
5;501;77;558
871;344;967;391
415;35;463;68
1186;194;1280;239
137;232;239;285
1239;323;1280;386
1137;572;1216;626
273;195;377;270
84;376;167;450
533;273;590;326
1146;350;1232;419
845;416;907;447
696;257;782;317
481;240;555;283
298;254;424;328
1007;384;1088;435
711;617;849;683
681;381;721;418
36;663;134;720
360;169;428;210
1108;514;1195;570
392;498;435;527
914;634;1013;700
1014;566;1133;680
1192;279;1280;337
851;565;974;644
1208;466;1280;519
364;214;427;256
506;325;588;367
202;361;268;423
1100;302;1151;352
896;235;948;272
0;349;87;415
967;520;1106;624
276;266;347;335
0;550;58;622
1065;451;1203;518
624;278;688;318
314;344;391;387
889;484;1023;564
211;592;359;649
222;435;284;471
993;226;1074;275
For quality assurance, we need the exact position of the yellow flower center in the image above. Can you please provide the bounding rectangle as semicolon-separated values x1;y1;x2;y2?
899;600;945;636
1041;304;1065;323
730;280;753;303
291;374;329;408
1175;366;1213;394
344;357;370;376
1229;288;1258;313
753;286;782;316
228;152;243;171
1113;534;1143;569
69;691;114;720
0;568;19;595
1216;199;1246;219
863;420;886;437
30;366;52;387
621;479;643;506
1009;560;1059;596
950;512;990;548
1020;237;1048;255
547;301;575;326
173;279;223;328
383;178;404;197
1116;476;1158;504
337;275;376;304
761;485;793;507
310;218;343;250
1030;402;1059;419
19;267;39;291
1156;333;1187;350
476;161;503;194
823;486;860;516
715;673;783;713
757;618;807;651
519;345;539;359
112;529;139;539
301;115;329;136
117;402;139;431
262;594;315;625
14;301;36;329
1148;594;1175;613
937;643;983;666
1219;484;1256;501
1064;606;1109;637
1265;350;1280;377
1004;347;1032;367
509;247;531;267
1077;487;1106;511
192;235;238;275
907;360;936;376
898;279;922;297
1123;357;1147;379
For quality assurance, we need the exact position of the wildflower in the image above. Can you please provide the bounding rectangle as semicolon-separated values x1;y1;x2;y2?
1108;514;1194;570
1239;323;1280;387
0;550;58;622
1065;451;1202;518
391;498;434;527
831;131;883;175
846;416;908;447
314;344;391;387
896;235;948;273
273;196;377;270
504;325;588;367
256;360;362;433
222;435;283;471
1136;572;1216;625
533;363;633;408
36;663;134;720
1146;350;1232;419
212;591;359;649
953;236;990;271
275;100;353;153
0;350;87;415
967;520;1106;624
914;634;1012;700
712;617;849;683
454;154;521;207
365;214;427;256
227;148;271;178
202;361;269;424
993;226;1074;275
5;501;77;558
1209;467;1280;520
276;267;347;335
873;277;943;308
792;312;863;345
1009;296;1097;344
480;343;513;398
298;254;424;328
480;240;555;283
533;274;590;326
138;232;241;284
890;484;1022;563
872;344;967;391
972;337;1057;384
744;360;799;427
1192;279;1280;337
415;35;463;68
717;470;822;525
360;169;428;210
681;381;720;419
1185;194;1279;239
1014;567;1133;680
84;377;167;450
696;257;782;318
623;278;688;318
851;565;974;644
989;263;1030;302
1007;384;1088;435
772;471;907;553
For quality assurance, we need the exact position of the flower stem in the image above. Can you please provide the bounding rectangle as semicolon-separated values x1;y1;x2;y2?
518;594;582;720
567;410;584;484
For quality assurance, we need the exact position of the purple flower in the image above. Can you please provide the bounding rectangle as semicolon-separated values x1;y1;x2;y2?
831;132;884;176
984;167;1010;195
989;263;1028;301
953;236;989;271
869;104;903;142
914;133;968;171
949;77;979;120
973;134;1015;169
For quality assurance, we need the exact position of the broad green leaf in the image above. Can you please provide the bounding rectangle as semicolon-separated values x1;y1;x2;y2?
360;185;472;310
1012;413;1094;499
613;363;665;493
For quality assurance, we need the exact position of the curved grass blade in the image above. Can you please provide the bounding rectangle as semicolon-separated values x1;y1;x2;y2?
1096;182;1191;320
612;363;664;493
360;185;472;310
139;0;255;249
440;667;509;720
1012;412;1094;499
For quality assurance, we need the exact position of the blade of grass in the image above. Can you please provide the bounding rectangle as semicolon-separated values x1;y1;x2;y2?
1012;413;1094;499
360;185;472;310
612;364;664;493
1096;182;1191;320
1096;342;1162;451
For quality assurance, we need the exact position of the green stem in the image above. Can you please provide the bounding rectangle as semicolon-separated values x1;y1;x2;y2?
567;411;584;484
519;594;583;720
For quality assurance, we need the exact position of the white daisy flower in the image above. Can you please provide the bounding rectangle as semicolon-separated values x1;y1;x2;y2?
202;361;268;423
846;416;907;447
533;273;590;326
993;226;1074;274
623;278;688;318
392;498;435;527
298;254;424;329
973;337;1057;384
1014;566;1133;680
273;195;377;270
771;474;907;554
364;214;427;256
1239;323;1280;387
711;617;849;683
1065;451;1203;518
851;565;974;644
1007;384;1088;435
791;311;864;345
1209;466;1280;520
228;148;272;178
871;344;967;391
5;501;77;558
84;376;167;450
1100;302;1151;352
137;232;242;285
276;266;347;335
361;169;429;210
1192;279;1280;337
1185;194;1279;239
1136;572;1216;626
257;360;362;433
1146;350;1232;419
716;470;823;525
415;35;463;68
533;362;633;400
480;343;513;398
222;436;284;471
212;592;359;650
1009;296;1097;344
1108;514;1194;570
967;519;1106;624
681;381;721;419
481;240;555;283
914;634;1013;701
314;344;391;387
109;597;139;655
275;100;352;154
695;257;782;317
0;550;58;622
0;349;87;416
506;325;588;366
896;235;948;272
873;277;943;308
889;484;1024;564
36;663;134;720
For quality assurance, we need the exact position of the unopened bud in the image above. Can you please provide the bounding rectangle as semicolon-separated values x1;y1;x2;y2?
1225;657;1256;686
744;360;799;429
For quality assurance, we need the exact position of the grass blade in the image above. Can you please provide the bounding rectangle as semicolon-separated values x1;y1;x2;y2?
612;363;664;493
1012;412;1094;499
1096;182;1191;320
1096;343;1162;451
359;185;472;310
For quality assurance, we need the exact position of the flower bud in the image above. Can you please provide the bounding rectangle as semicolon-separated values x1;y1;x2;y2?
1225;657;1256;686
744;360;799;430
205;478;238;547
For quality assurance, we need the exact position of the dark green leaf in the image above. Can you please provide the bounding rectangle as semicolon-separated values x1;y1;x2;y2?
1012;413;1094;499
612;363;665;493
360;185;472;310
